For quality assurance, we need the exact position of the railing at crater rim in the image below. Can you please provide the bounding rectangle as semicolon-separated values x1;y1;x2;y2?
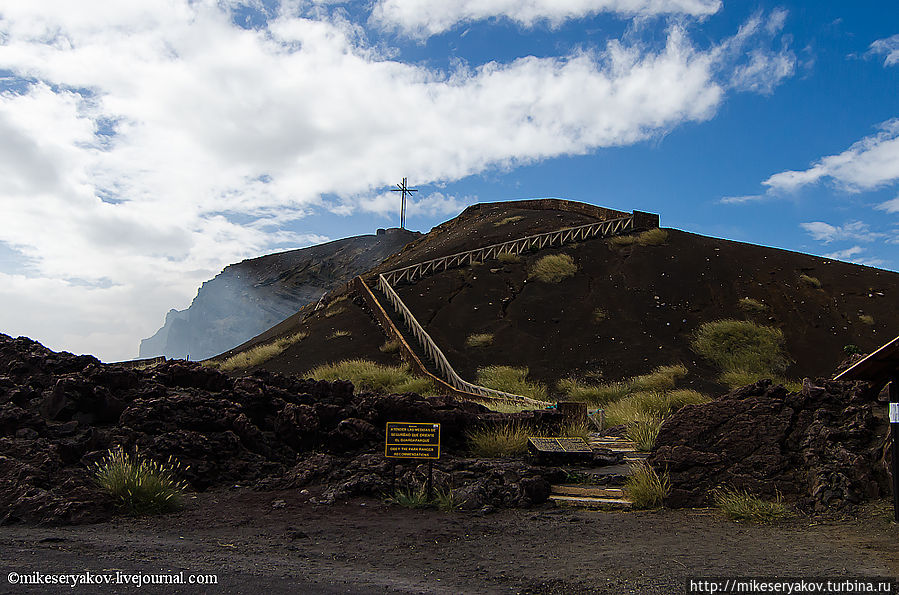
381;216;633;286
369;212;651;404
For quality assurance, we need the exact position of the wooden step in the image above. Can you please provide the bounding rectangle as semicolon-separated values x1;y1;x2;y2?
549;495;632;509
551;485;624;498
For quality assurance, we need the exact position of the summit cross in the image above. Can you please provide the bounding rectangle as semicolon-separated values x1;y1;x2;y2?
391;177;418;230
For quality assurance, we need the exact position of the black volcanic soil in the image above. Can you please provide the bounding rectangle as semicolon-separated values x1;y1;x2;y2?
3;492;898;594
245;220;899;396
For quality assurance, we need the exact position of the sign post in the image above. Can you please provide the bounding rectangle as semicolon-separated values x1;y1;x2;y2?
891;376;899;523
385;422;441;500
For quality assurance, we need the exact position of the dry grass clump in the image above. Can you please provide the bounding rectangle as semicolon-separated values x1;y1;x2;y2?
495;215;524;226
592;307;609;323
624;463;670;508
799;274;822;288
307;359;434;395
529;253;577;283
93;446;188;515
379;339;401;353
557;377;630;405
324;307;346;318
497;251;521;264
328;330;351;339
477;366;547;401
626;417;662;452
218;331;308;371
630;363;688;392
610;229;668;247
482;399;535;413
859;314;875;325
636;228;668;246
718;369;802;392
467;422;531;457
692;320;789;376
713;488;790;523
738;297;768;313
465;333;495;348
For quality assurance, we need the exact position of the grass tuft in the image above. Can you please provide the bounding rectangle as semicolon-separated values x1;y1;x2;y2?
738;297;768;313
495;215;524;226
626;417;662;452
482;400;535;413
324;307;346;318
467;422;531;457
557;377;630;406
636;228;668;246
387;485;431;509
218;331;308;371
528;253;577;283
328;330;351;339
692;319;789;375
592;307;609;323
497;252;521;264
630;363;688;392
379;339;401;353
477;366;547;401
93;446;188;515
799;274;822;288
623;463;669;508
858;314;874;325
465;333;495;348
713;488;790;523
307;359;434;395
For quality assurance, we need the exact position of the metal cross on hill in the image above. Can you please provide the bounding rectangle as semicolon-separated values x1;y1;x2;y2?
391;177;417;230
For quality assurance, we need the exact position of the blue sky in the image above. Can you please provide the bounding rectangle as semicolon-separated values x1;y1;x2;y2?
0;0;897;360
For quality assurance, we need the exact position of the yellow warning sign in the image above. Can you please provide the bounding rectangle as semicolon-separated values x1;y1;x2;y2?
385;422;441;459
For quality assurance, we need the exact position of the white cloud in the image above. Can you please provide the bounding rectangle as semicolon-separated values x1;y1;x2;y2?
869;34;899;67
352;191;476;219
763;119;899;193
877;195;899;213
371;0;721;37
800;221;883;244
822;245;864;260
0;2;795;359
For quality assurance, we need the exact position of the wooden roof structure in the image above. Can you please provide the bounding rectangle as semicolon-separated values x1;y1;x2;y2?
834;334;899;383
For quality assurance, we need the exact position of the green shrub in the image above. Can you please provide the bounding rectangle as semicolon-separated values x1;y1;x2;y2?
692;320;789;375
713;488;790;523
467;422;531;457
624;463;669;508
626;417;662;452
465;333;495;348
218;331;308;371
433;487;459;512
477;366;547;401
799;274;822;288
497;252;521;264
843;344;862;356
307;359;434;395
93;447;188;515
529;253;577;283
636;228;668;246
592;307;609;323
379;339;401;353
738;297;768;313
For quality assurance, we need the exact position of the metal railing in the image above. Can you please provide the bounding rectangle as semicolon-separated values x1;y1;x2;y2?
377;274;548;405
382;215;633;285
370;213;638;405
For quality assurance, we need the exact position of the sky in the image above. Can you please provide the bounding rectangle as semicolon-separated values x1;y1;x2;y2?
0;0;897;362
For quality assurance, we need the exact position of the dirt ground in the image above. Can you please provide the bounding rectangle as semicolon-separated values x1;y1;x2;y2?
2;489;897;594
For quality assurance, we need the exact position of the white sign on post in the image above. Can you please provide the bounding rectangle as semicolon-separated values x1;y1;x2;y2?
890;403;899;423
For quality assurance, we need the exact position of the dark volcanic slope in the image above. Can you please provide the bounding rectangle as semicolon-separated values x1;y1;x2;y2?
140;229;418;361
220;204;899;396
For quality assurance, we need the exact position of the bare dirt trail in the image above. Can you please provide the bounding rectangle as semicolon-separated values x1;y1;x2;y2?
2;489;897;594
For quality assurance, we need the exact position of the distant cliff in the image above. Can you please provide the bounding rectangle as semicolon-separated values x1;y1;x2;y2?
139;229;419;360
